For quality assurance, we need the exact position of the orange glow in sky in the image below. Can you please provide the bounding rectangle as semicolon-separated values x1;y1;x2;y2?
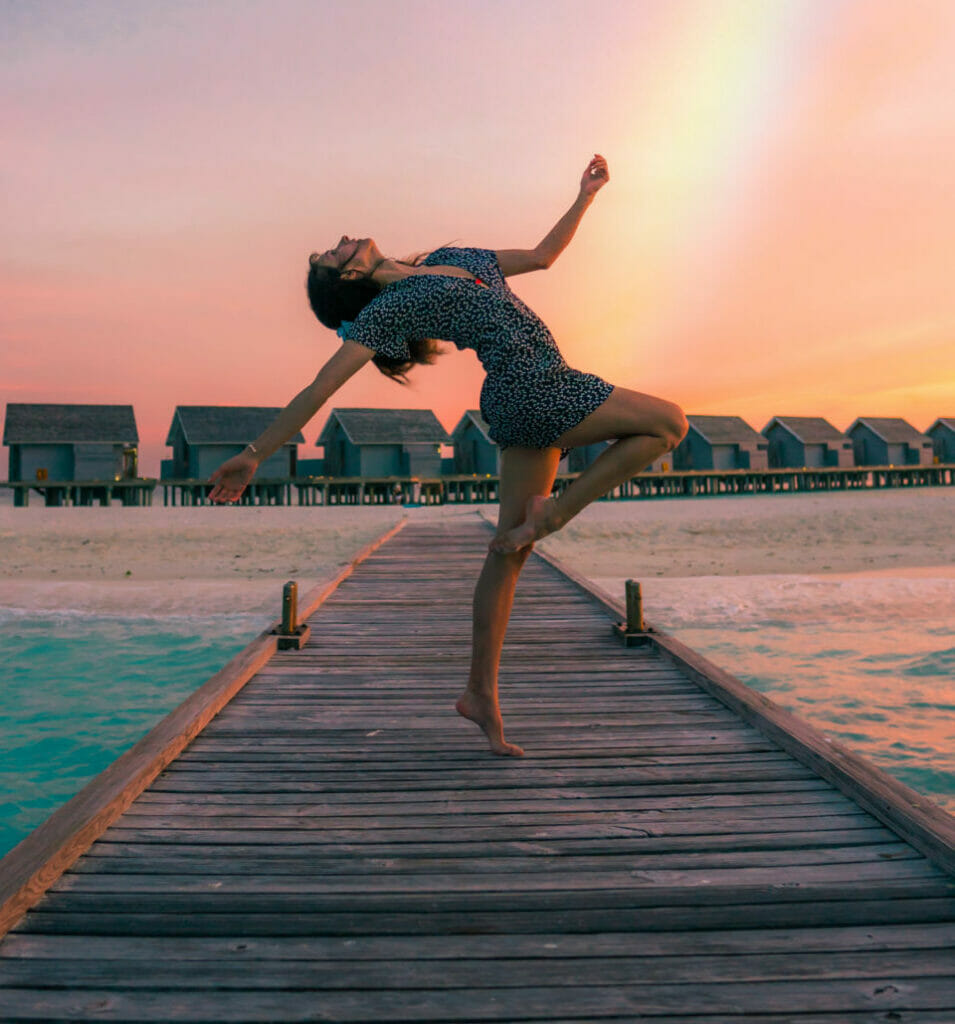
2;0;954;475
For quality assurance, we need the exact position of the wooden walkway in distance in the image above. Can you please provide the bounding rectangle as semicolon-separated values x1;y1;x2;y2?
1;514;954;1021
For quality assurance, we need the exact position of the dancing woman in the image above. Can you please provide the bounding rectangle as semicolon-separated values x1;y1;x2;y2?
209;153;688;757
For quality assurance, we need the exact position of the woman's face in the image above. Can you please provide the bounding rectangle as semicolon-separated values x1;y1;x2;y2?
310;236;378;279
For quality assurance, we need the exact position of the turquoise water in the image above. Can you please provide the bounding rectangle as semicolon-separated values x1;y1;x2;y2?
629;571;955;818
0;611;264;860
671;620;955;816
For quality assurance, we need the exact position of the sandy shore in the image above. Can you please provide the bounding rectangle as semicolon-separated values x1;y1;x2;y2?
532;487;954;580
0;505;408;618
1;489;952;618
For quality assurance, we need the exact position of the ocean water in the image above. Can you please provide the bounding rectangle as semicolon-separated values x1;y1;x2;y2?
596;568;955;817
0;610;265;861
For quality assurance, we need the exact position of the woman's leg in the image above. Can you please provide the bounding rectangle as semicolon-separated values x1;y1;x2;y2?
490;386;688;552
456;445;563;756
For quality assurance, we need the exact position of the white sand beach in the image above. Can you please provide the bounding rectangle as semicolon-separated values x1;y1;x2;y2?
1;487;952;619
531;488;955;627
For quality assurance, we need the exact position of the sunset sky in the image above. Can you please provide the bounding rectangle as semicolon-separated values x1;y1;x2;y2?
3;0;954;476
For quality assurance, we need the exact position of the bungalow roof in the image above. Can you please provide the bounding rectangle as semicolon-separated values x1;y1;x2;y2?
687;415;763;445
165;406;305;445
762;416;846;443
848;417;928;443
3;403;138;445
318;408;451;445
451;409;493;443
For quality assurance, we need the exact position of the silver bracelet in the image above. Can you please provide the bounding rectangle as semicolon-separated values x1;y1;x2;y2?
246;443;258;455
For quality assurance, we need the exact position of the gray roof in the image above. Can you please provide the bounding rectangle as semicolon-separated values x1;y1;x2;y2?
762;416;846;443
3;403;138;444
318;408;451;445
166;406;305;445
847;417;928;443
451;409;492;443
927;418;955;433
687;415;763;445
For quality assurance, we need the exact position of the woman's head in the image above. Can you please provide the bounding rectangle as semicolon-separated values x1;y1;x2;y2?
306;236;383;332
305;235;448;385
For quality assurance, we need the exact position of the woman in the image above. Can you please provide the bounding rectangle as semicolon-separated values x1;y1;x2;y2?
209;153;688;757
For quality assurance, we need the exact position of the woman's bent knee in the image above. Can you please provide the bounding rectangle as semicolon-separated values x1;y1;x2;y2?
654;403;688;451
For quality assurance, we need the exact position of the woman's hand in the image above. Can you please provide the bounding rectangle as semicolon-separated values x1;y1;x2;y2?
208;452;258;504
579;153;609;197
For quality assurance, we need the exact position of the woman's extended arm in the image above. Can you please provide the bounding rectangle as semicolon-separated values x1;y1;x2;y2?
208;341;374;503
533;153;609;269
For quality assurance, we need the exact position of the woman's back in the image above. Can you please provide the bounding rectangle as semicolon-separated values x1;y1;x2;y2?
341;246;553;370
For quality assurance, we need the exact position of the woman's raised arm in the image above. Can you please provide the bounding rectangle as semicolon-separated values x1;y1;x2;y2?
533;153;609;269
208;340;374;504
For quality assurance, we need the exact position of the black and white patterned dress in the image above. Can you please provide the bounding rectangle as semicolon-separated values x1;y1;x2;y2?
341;246;614;455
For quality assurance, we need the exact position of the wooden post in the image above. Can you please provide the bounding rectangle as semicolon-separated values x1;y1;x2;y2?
612;579;650;646
625;579;644;632
281;580;298;635
273;580;310;650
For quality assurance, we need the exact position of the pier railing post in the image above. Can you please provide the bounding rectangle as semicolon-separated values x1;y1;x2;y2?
282;580;298;635
612;579;651;647
272;580;311;650
626;579;644;632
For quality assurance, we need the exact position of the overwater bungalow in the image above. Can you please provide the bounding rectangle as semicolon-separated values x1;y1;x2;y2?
450;410;500;475
762;416;854;468
926;418;955;463
567;441;607;473
567;441;670;474
449;410;575;475
318;408;450;477
163;406;305;479
672;415;769;471
846;417;934;467
3;402;139;484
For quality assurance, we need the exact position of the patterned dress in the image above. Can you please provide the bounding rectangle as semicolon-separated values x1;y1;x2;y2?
341;246;614;456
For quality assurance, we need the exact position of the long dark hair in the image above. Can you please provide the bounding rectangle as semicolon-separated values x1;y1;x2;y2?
306;240;456;384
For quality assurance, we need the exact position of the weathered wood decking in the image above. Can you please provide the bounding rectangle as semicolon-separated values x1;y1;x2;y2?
1;514;954;1021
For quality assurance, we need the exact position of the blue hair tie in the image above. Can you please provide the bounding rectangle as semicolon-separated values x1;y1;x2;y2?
336;319;353;339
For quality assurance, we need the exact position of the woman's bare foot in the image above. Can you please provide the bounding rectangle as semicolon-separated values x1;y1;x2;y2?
455;690;524;757
489;495;562;554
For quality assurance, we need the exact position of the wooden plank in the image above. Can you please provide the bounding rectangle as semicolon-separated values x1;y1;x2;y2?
67;827;906;860
142;765;824;791
130;778;840;803
126;778;843;802
64;807;885;849
69;844;921;878
0;517;408;939
105;808;875;833
49;858;945;895
153;749;797;768
117;789;865;814
175;734;781;755
7;921;953;959
10;899;955;938
1;977;954;1022
2;947;954;988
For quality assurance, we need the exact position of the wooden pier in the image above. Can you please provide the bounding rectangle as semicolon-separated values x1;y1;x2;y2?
1;516;953;1021
4;462;952;508
1;479;156;507
146;464;955;506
